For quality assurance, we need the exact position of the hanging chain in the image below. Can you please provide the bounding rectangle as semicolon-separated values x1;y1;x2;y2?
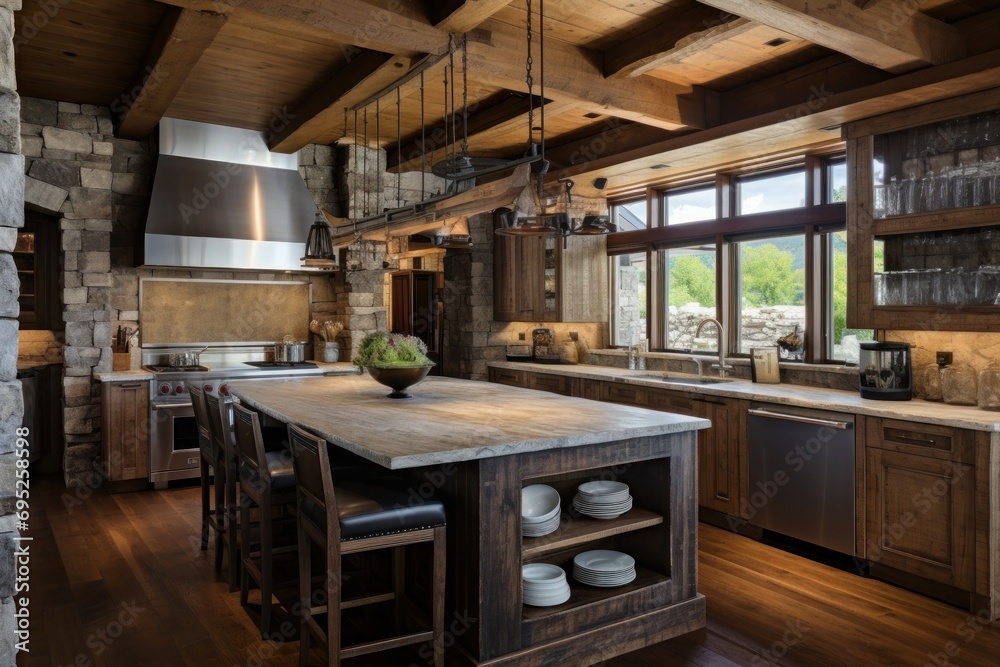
525;0;534;150
449;34;457;163
396;86;402;207
461;34;469;157
420;71;426;201
353;109;359;229
363;108;369;218
375;97;381;214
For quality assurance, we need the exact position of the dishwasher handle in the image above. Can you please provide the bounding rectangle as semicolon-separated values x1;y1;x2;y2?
748;407;851;430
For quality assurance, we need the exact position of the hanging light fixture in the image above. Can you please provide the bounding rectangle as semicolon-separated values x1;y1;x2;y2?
573;215;616;234
302;211;336;269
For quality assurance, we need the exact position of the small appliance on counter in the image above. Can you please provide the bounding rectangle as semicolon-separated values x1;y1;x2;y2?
859;341;912;400
506;344;532;362
531;328;560;364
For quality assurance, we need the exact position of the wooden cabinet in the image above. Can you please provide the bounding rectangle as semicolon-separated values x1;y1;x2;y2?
693;395;745;516
865;417;976;591
488;367;526;388
101;380;150;483
390;269;441;354
844;89;1000;331
494;232;609;323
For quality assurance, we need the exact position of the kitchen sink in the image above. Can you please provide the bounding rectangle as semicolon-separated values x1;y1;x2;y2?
614;372;735;385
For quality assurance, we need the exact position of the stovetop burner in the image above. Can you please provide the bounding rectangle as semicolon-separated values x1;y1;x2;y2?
143;364;210;373
243;361;319;369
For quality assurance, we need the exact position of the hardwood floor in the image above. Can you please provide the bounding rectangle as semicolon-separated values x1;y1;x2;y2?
23;475;1000;666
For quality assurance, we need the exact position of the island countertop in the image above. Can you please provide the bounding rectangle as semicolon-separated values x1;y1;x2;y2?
228;374;709;469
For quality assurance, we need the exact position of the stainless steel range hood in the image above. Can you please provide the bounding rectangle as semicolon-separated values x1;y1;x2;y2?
142;118;324;272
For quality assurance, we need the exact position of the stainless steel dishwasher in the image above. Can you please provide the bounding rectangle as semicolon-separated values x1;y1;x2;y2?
746;402;855;555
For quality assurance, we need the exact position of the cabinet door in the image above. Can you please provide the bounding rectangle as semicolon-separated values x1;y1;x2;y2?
102;382;150;482
489;367;526;388
695;397;743;516
494;235;546;321
866;447;975;590
526;372;571;396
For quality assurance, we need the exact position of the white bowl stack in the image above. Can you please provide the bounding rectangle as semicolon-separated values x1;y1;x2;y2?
572;481;633;519
522;484;561;537
522;563;572;606
572;550;637;587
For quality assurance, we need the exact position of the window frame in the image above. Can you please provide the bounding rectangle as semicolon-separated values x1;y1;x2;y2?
608;152;867;364
660;182;718;227
734;164;808;216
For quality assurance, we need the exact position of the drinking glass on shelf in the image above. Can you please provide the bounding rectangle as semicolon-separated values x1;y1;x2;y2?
874;273;886;306
951;167;972;208
873;183;887;218
901;173;918;214
886;176;901;216
973;162;991;207
990;160;1000;205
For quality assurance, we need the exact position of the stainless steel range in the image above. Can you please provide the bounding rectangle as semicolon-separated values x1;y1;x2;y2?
143;345;341;488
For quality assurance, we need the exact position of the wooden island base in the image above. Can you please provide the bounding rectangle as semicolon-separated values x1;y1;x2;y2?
229;376;708;666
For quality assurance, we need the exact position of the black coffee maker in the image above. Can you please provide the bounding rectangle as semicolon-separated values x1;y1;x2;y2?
859;341;912;400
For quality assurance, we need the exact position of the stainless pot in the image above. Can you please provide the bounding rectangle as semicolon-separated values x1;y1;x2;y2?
162;346;207;367
274;335;306;363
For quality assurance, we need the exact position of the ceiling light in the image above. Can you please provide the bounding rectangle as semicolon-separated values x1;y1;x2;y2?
650;164;670;170
765;38;791;47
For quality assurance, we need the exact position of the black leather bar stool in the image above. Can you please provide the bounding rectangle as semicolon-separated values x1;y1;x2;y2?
204;392;243;592
232;403;296;637
187;382;226;571
288;424;446;667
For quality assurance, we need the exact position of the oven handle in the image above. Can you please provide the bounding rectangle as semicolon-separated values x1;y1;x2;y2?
748;408;850;430
152;402;193;412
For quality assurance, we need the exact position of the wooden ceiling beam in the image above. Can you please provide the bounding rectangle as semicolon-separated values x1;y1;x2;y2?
431;0;515;33
384;94;567;172
154;0;449;56
603;7;753;79
466;19;706;131
115;7;227;140
697;0;964;74
268;51;411;153
543;49;1000;196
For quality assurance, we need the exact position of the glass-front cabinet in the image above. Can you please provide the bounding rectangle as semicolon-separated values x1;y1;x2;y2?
845;89;1000;331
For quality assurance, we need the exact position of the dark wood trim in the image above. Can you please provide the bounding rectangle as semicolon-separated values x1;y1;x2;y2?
804;225;823;363
607;203;847;251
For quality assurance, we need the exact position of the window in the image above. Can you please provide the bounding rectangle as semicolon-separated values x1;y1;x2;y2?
827;159;848;203
612;252;647;346
737;235;805;355
828;230;873;362
664;186;716;225
611;200;647;231
737;169;806;214
663;244;717;351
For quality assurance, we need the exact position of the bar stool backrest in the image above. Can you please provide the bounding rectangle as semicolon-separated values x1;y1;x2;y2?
288;424;341;543
186;382;213;459
204;393;235;467
232;403;269;486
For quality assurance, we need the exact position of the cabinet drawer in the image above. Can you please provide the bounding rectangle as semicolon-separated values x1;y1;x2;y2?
868;418;973;462
601;382;647;406
645;388;696;415
527;373;570;395
570;378;602;401
490;368;525;388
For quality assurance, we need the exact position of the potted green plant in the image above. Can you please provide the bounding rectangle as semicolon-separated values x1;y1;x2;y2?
353;332;435;398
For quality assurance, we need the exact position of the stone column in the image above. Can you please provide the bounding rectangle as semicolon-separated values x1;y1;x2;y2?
0;1;23;662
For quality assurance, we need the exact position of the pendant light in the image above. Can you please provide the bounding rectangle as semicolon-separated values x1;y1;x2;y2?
302;211;336;269
573;215;616;235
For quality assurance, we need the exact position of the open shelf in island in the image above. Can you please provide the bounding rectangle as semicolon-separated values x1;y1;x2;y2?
522;508;664;561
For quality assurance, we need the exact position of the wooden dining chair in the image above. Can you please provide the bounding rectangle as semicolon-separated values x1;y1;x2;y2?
232;402;296;637
288;424;446;667
187;382;225;571
205;392;241;592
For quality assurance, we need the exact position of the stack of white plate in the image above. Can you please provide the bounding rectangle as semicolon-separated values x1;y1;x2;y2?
572;550;637;587
523;563;571;606
572;481;633;519
522;484;561;537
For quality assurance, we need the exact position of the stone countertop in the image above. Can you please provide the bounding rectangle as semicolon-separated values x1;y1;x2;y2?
94;370;155;383
229;374;709;469
489;362;1000;433
94;362;359;383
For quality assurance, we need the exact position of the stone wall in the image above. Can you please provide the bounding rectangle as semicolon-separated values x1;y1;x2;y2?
442;212;610;381
0;0;21;662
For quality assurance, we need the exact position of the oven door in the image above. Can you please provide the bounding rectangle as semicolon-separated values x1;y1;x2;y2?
149;400;202;487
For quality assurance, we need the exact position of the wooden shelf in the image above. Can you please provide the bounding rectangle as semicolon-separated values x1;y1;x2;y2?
521;564;670;621
872;203;1000;236
522;508;663;561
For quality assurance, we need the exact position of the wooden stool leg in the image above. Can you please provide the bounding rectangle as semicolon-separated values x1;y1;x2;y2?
227;467;240;593
328;550;342;667
260;496;273;638
433;527;446;667
214;458;226;572
298;528;311;667
200;459;210;550
239;490;251;607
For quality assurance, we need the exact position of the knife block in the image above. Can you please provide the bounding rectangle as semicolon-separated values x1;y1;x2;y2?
113;352;131;371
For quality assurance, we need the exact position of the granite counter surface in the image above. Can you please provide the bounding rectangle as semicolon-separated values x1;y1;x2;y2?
229;374;709;469
489;362;1000;432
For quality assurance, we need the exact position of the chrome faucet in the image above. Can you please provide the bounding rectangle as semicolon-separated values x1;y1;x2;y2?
695;318;734;377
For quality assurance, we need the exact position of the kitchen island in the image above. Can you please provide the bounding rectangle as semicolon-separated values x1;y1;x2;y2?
229;374;710;666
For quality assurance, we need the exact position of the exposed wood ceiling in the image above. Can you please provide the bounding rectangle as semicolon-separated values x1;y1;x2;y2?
13;0;1000;200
